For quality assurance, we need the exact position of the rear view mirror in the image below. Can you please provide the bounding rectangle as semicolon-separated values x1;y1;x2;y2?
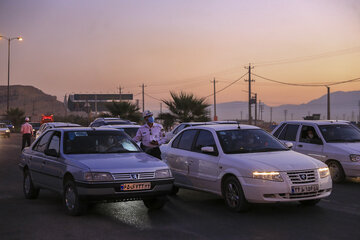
44;149;59;157
284;142;293;149
201;146;215;153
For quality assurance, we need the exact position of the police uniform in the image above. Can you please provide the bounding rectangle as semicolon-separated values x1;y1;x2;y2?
133;123;166;159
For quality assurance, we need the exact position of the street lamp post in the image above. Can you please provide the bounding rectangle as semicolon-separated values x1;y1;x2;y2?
0;35;23;112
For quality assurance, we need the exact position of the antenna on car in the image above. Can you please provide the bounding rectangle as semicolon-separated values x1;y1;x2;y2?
237;121;241;129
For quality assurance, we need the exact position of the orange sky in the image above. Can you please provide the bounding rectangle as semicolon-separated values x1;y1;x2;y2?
0;0;359;111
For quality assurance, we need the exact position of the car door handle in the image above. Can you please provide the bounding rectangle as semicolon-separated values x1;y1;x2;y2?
298;144;303;148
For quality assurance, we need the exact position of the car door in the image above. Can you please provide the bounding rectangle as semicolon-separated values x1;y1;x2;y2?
29;131;54;186
295;125;325;161
187;130;220;191
42;131;65;191
166;129;198;187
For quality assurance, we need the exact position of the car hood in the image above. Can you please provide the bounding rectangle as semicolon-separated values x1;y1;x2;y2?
326;142;360;154
0;127;8;131
225;150;325;172
66;152;169;173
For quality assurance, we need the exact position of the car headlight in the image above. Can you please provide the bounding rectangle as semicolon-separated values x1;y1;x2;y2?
155;169;172;178
350;154;360;162
5;129;10;133
318;167;330;178
84;172;113;181
252;171;283;182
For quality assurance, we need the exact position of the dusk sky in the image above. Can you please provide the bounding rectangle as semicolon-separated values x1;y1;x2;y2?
0;0;359;110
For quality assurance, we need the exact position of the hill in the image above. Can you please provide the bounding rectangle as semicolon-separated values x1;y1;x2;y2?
0;85;66;122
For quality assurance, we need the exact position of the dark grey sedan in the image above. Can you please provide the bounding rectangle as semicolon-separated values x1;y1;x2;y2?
19;127;174;215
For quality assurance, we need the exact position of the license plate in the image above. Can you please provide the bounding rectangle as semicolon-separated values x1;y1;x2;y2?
120;182;151;191
291;184;319;194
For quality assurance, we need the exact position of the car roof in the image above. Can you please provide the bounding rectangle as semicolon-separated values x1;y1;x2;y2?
278;120;350;126
99;124;141;128
185;124;260;131
44;122;81;127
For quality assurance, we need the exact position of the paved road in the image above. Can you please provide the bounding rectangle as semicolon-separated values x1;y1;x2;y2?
1;134;359;240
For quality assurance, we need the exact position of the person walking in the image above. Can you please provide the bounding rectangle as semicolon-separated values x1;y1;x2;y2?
133;110;166;159
21;117;33;150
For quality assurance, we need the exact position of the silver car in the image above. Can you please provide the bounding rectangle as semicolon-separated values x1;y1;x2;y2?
19;127;174;215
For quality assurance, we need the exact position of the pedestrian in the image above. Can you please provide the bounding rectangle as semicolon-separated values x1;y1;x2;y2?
133;110;166;159
21;117;33;150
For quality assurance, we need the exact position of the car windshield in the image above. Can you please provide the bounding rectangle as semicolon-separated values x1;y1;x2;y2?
116;127;139;138
217;129;289;154
319;124;360;143
64;130;141;154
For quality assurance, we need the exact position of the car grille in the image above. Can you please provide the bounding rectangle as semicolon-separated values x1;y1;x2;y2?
286;170;317;184
112;172;155;181
279;189;331;199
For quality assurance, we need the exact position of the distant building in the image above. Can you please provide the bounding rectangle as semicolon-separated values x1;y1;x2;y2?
303;114;321;120
66;93;133;112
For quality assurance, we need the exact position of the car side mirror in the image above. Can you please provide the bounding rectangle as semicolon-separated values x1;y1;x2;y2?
284;142;293;149
201;146;215;153
44;149;59;157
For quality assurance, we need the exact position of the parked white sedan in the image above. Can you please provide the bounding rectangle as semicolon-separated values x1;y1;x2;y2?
161;124;332;211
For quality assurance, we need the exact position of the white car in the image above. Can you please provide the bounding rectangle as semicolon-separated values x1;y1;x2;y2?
272;120;360;183
161;124;332;211
36;122;81;139
0;123;10;138
99;124;141;138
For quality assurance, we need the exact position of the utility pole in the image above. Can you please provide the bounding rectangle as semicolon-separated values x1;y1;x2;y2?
141;84;146;112
160;102;162;114
326;86;330;120
240;111;243;121
254;94;257;126
284;109;288;121
118;86;122;101
245;64;254;125
270;107;273;124
211;78;218;121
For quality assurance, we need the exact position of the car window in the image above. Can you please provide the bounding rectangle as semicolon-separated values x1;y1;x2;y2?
171;132;182;148
33;131;53;153
319;124;360;143
48;132;61;154
299;125;322;144
177;129;198;151
194;130;217;154
278;124;299;141
273;123;286;138
173;124;185;134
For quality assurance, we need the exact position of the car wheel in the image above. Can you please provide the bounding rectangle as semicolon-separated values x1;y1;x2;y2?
223;176;249;212
143;196;167;210
299;199;321;206
169;186;179;196
327;160;345;183
63;180;86;216
23;170;40;199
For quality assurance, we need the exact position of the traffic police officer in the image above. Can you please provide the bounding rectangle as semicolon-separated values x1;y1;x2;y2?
133;110;166;159
21;117;33;150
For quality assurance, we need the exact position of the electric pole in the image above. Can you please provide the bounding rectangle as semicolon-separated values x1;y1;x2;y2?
326;86;330;120
270;107;273;124
160;102;162;114
284;109;288;121
245;64;254;125
254;94;257;126
211;78;218;121
118;86;122;101
141;84;146;112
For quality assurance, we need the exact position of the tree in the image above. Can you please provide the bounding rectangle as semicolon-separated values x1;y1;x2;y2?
162;92;210;123
6;108;25;130
156;112;176;131
105;101;142;123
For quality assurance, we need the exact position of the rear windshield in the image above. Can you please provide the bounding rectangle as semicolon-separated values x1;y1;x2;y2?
116;127;139;138
64;130;141;154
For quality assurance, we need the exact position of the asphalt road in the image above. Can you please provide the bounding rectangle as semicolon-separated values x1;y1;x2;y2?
1;134;359;240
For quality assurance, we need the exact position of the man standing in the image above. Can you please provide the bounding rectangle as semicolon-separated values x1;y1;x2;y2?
133;110;166;159
21;117;33;150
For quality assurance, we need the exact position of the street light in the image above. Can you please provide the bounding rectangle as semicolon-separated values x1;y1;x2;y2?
0;35;23;112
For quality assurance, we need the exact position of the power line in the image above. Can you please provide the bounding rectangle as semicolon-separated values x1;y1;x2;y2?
145;93;162;102
204;72;248;99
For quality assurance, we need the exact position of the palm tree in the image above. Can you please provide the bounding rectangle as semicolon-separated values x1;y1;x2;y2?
105;101;142;123
162;92;210;123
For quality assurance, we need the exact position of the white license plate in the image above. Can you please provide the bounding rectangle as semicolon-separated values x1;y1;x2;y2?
120;182;151;191
291;184;319;194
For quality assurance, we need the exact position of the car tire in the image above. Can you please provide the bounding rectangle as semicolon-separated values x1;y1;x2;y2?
327;160;345;183
23;170;40;199
143;196;167;210
63;180;86;216
299;199;321;206
223;176;249;212
169;186;179;196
